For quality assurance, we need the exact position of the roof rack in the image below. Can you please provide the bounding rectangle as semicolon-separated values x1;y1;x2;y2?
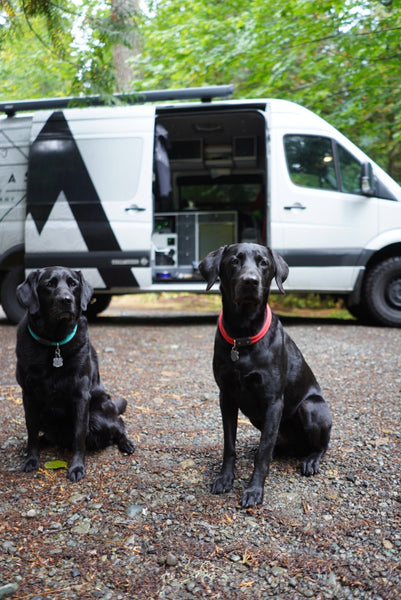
0;84;234;117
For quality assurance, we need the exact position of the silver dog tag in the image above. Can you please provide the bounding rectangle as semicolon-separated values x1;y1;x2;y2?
231;345;239;362
53;345;63;368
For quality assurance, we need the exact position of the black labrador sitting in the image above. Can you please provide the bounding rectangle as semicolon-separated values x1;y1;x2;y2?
199;243;332;508
16;266;135;482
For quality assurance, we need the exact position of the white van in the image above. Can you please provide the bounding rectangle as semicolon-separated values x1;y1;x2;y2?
1;85;401;325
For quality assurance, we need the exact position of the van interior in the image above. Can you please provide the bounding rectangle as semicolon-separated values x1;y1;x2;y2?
152;108;267;282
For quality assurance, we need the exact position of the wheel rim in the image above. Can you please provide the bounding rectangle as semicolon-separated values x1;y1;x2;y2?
386;276;401;309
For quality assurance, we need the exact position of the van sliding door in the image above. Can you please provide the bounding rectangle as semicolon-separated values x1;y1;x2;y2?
26;106;155;290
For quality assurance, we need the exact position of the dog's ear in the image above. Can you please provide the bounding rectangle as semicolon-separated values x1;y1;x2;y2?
270;249;289;294
76;271;93;311
199;246;227;291
16;270;41;314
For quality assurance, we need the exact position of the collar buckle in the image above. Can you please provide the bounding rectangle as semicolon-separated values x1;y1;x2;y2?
219;304;272;362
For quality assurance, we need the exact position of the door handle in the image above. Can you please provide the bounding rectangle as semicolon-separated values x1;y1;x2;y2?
283;202;306;210
125;204;146;212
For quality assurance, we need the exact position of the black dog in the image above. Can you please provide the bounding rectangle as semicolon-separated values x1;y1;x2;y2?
199;243;332;508
16;266;135;482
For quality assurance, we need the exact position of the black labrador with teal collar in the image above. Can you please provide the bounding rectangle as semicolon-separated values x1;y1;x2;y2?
199;243;332;508
16;266;134;482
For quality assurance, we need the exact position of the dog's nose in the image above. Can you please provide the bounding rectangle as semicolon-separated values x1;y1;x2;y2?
242;274;259;288
57;291;74;306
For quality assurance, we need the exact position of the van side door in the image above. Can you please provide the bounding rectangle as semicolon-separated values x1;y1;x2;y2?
25;106;155;290
273;133;378;292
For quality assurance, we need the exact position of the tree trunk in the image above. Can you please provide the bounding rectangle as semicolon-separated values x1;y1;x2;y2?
111;0;140;91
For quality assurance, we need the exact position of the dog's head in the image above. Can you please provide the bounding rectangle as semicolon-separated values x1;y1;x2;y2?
17;266;93;322
199;243;289;312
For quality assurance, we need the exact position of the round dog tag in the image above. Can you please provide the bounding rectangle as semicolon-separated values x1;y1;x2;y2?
231;346;240;362
53;346;63;368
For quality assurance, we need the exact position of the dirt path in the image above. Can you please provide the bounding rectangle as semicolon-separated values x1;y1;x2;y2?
0;311;400;599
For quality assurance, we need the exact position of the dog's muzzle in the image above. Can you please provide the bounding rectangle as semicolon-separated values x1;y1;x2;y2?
234;274;263;307
54;294;76;319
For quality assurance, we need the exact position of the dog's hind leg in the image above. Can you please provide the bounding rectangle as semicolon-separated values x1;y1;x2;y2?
88;389;135;454
108;397;135;454
87;412;135;454
114;397;128;415
115;419;135;454
297;397;332;476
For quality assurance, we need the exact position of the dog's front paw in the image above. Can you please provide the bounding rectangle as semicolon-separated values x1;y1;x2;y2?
118;437;135;455
23;456;39;473
68;464;86;482
241;485;264;508
211;472;234;495
301;453;322;476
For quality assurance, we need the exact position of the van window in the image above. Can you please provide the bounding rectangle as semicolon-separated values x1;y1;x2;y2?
284;135;338;191
336;144;361;194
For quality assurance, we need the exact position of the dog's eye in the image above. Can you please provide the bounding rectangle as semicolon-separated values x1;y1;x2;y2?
231;257;240;266
46;279;57;288
256;256;269;267
68;279;78;288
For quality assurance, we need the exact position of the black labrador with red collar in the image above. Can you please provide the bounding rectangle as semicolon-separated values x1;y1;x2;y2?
16;266;134;482
199;243;332;508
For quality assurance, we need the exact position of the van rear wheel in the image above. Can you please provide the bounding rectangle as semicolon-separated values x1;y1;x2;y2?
364;256;401;327
1;267;25;324
345;300;372;324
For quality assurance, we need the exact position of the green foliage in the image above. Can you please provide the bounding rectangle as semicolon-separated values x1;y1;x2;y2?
44;460;68;470
270;293;351;319
0;16;75;98
0;0;137;98
279;293;340;311
1;0;69;56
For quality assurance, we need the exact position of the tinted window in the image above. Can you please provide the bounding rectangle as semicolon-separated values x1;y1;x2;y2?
337;144;361;194
284;135;338;190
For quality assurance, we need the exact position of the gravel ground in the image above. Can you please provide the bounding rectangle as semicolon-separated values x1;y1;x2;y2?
0;304;400;599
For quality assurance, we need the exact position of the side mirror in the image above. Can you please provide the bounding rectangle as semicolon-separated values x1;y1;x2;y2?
360;162;376;196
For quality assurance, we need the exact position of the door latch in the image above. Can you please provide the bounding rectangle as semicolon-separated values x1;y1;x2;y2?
283;202;306;210
125;204;146;212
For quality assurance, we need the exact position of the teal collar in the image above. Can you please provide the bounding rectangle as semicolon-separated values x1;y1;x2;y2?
27;323;78;347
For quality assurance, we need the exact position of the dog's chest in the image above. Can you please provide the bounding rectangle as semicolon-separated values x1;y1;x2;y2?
26;365;71;400
21;349;84;397
214;336;285;404
216;351;276;392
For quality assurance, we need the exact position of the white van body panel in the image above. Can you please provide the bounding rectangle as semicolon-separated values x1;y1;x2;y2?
0;116;31;257
365;228;401;252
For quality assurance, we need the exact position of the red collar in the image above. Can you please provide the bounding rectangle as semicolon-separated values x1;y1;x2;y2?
218;304;272;361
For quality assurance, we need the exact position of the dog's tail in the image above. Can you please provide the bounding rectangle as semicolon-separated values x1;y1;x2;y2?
114;397;128;415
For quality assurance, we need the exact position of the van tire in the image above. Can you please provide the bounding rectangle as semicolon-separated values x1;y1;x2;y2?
1;267;25;324
364;256;401;327
86;294;112;319
345;300;372;324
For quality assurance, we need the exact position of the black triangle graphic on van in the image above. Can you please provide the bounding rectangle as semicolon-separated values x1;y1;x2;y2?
26;111;138;288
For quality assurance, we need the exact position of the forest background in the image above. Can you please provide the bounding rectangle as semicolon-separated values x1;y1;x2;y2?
0;0;400;184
